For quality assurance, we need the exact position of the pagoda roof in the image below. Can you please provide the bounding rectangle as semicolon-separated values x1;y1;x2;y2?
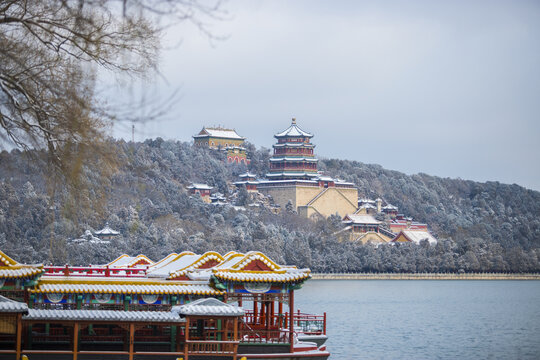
193;127;245;140
173;298;244;317
269;157;318;162
273;142;315;148
94;223;120;236
0;250;44;279
266;172;318;178
382;204;398;210
239;172;257;178
357;203;377;210
274;119;313;138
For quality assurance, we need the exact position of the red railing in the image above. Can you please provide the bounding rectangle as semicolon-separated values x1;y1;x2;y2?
238;327;289;344
186;340;239;355
243;309;326;336
43;265;147;277
293;310;326;335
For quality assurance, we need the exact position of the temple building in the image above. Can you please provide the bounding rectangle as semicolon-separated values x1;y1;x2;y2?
252;118;359;218
94;222;120;240
388;214;428;234
187;183;213;203
193;126;249;164
233;172;258;192
392;229;438;245
341;214;394;244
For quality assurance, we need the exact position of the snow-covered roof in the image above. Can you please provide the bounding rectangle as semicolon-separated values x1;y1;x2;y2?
188;183;213;190
265;172;318;178
0;267;44;279
0;250;44;279
273;142;315;148
239;172;257;178
359;203;377;209
193;127;245;140
147;252;224;280
257;179;318;185
343;214;381;225
358;198;376;204
71;237;111;245
24;309;184;323
395;230;438;245
212;251;311;284
382;204;398;210
147;253;178;271
105;254;154;268
173;298;244;317
94;223;120;236
31;283;222;295
269;157;318;162
233;181;259;186
214;270;310;283
274;119;314;138
0;295;28;313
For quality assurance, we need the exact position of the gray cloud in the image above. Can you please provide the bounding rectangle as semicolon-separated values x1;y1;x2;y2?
114;0;540;190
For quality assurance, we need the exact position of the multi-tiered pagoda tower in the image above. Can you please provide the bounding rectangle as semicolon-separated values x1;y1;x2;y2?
267;118;318;180
254;118;358;218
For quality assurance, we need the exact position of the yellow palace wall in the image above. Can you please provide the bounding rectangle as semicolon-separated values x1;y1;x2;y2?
194;137;244;148
259;185;358;218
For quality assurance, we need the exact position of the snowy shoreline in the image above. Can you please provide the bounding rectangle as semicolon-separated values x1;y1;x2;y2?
311;273;540;280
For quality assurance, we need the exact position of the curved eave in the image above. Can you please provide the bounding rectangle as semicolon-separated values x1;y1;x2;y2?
213;272;311;283
0;267;44;279
30;284;224;296
269;157;318;162
266;172;319;177
273;143;315;148
193;134;245;141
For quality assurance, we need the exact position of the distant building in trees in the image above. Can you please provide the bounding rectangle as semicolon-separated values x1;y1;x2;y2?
233;172;258;192
192;127;249;165
392;230;438;245
94;222;120;240
381;204;399;217
388;215;428;234
341;214;394;244
188;183;213;203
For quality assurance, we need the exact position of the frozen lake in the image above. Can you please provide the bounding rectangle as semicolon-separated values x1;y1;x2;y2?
296;280;540;359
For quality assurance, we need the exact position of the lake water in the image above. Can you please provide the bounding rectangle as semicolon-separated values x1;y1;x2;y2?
295;280;540;359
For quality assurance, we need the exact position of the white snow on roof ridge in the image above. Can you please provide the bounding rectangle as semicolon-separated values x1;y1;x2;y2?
274;122;313;138
196;128;245;140
401;230;438;245
344;214;381;224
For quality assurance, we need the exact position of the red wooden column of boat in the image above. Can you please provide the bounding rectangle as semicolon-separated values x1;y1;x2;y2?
289;290;294;353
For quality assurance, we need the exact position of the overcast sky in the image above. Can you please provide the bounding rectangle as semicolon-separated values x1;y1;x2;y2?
114;0;540;191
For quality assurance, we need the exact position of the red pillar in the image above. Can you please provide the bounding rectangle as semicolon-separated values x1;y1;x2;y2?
289;290;294;353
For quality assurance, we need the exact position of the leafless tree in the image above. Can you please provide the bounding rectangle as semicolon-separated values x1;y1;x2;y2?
0;0;223;177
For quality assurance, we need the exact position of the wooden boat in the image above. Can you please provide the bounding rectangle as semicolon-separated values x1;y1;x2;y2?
0;250;329;359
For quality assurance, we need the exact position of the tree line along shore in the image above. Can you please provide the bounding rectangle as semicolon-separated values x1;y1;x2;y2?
311;273;540;280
